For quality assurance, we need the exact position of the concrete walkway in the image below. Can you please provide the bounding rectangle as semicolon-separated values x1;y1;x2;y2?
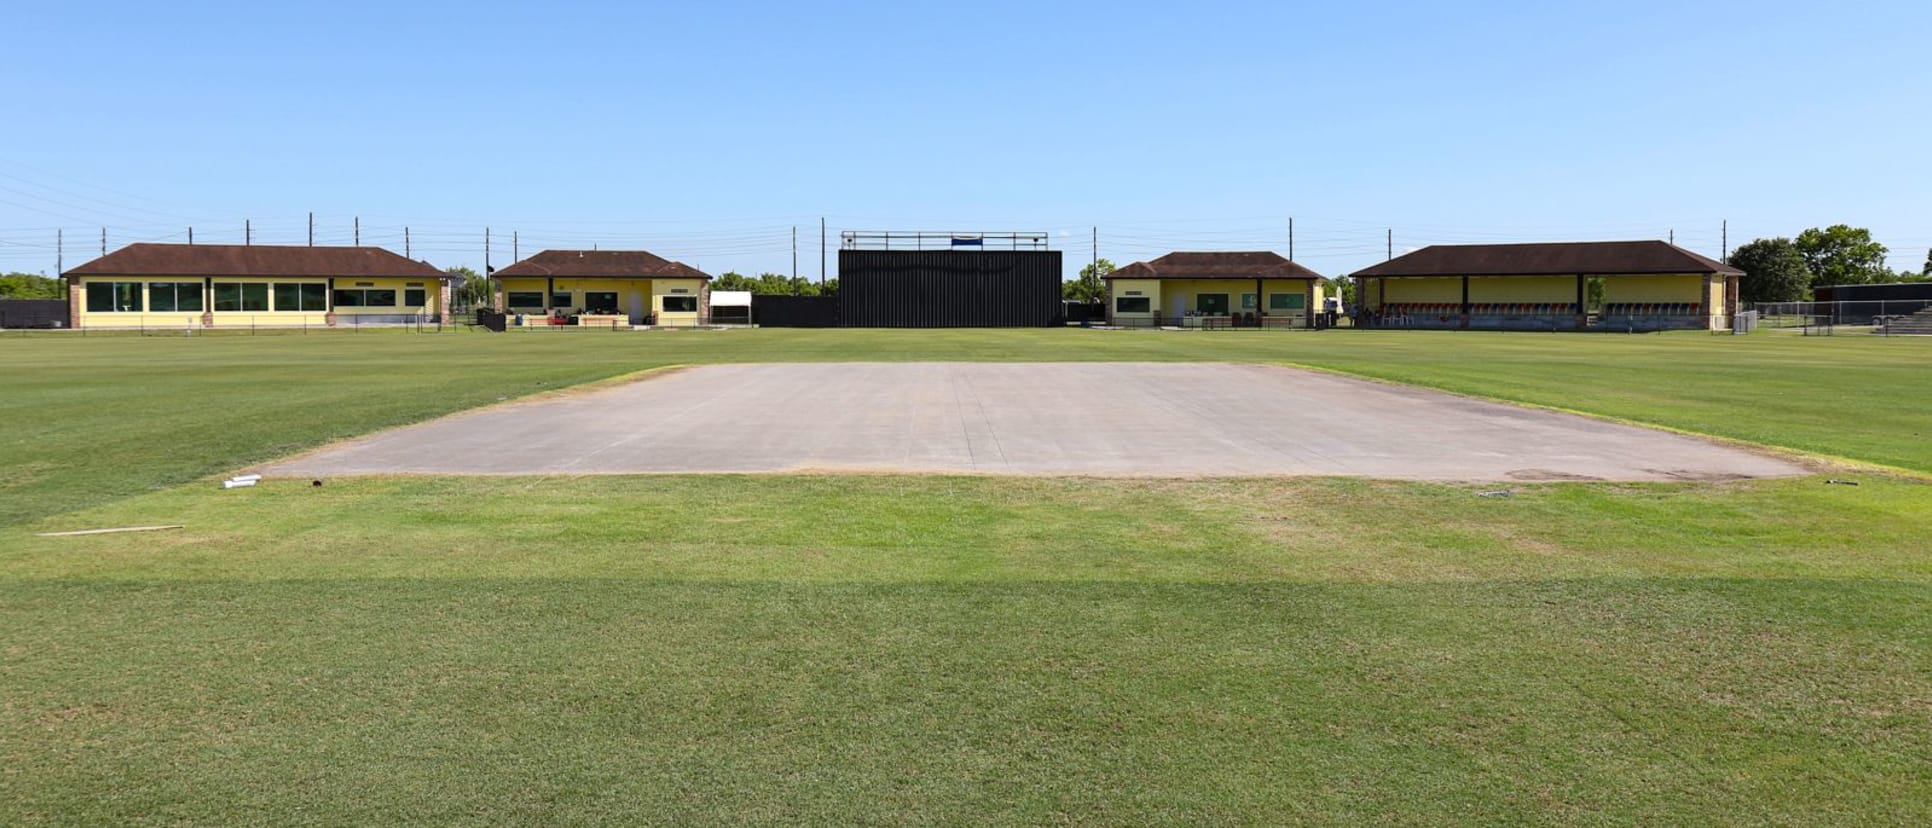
261;362;1806;482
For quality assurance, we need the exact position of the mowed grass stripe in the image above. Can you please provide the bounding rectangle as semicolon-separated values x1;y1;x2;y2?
2;475;1927;824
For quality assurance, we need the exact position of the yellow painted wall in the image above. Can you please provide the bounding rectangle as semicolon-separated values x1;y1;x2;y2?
1157;279;1318;317
1380;278;1463;304
652;278;706;321
1109;278;1162;318
73;275;442;328
1467;276;1575;303
509;278;651;313
330;277;440;316
1601;274;1705;304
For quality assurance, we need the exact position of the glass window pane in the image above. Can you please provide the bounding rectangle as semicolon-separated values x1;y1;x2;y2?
273;283;300;311
367;290;396;306
585;292;618;312
333;289;360;307
177;283;204;312
1196;294;1228;315
406;289;428;307
1115;297;1150;313
151;282;177;312
87;282;115;312
241;283;269;312
301;283;326;311
549;292;571;307
117;282;143;312
662;295;697;313
214;283;241;311
507;292;544;308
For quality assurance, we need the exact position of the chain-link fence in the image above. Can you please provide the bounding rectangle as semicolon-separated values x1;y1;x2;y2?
1750;300;1932;330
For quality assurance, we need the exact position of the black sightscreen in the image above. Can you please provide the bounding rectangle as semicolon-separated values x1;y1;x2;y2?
838;250;1063;327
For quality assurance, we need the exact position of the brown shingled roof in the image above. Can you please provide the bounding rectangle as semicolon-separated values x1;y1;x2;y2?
1350;240;1743;278
1106;251;1323;280
64;243;445;279
493;249;711;280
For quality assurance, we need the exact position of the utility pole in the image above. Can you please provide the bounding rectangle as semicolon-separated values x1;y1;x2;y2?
188;226;194;245
246;219;252;246
100;227;106;256
792;225;797;284
405;227;411;258
1722;219;1728;260
56;228;63;280
354;216;360;246
1091;226;1098;281
512;231;519;262
1386;228;1393;261
1669;229;1675;245
820;217;826;287
308;212;314;246
484;227;492;308
1289;217;1295;260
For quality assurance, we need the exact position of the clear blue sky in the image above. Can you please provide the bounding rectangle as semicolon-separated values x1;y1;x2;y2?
3;0;1928;280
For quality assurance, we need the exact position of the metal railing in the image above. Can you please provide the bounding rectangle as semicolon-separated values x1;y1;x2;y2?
840;231;1050;251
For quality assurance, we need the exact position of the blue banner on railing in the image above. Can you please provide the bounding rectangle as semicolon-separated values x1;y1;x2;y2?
950;236;983;247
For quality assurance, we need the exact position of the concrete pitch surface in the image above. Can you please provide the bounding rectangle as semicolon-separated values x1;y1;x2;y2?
262;362;1805;482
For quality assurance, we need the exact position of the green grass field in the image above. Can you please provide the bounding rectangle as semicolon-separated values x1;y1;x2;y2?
2;329;1928;824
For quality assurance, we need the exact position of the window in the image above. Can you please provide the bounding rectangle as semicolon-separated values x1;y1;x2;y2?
662;295;698;313
273;283;327;311
87;281;143;312
549;291;572;308
149;282;203;312
214;283;269;311
334;288;397;307
1196;294;1229;315
584;291;619;313
1115;296;1151;313
506;291;545;308
1241;293;1257;309
405;288;428;308
1270;293;1306;310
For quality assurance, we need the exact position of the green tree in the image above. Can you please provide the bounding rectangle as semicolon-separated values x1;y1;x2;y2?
1727;238;1812;303
710;271;757;292
446;266;490;309
0;272;62;298
1794;225;1889;287
1063;258;1112;303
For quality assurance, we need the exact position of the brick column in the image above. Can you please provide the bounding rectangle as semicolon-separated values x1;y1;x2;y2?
700;282;711;325
66;276;81;329
439;279;453;323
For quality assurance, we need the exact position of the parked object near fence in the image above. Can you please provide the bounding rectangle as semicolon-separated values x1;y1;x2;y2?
0;299;67;328
838;232;1063;328
752;294;839;328
1063;301;1105;325
710;291;752;325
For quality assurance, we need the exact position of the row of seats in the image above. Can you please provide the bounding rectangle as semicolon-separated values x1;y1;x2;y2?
1382;303;1579;315
1602;303;1703;316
